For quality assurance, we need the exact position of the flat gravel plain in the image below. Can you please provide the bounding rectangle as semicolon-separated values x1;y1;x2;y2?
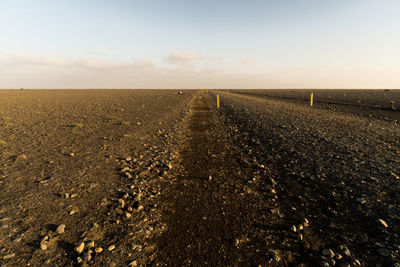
0;89;399;266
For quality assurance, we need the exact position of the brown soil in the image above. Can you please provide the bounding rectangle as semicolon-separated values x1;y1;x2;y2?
0;89;399;266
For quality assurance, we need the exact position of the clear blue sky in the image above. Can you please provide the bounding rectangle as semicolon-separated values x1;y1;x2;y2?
0;0;399;88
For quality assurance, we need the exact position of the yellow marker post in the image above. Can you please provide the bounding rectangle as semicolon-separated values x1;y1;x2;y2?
217;94;220;108
310;93;314;107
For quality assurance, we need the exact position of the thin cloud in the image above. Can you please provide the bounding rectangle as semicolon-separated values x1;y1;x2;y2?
242;58;256;65
4;53;154;70
166;49;223;66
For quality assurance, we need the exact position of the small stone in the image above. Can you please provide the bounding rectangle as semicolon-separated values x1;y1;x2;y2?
377;248;391;257
3;253;15;259
74;242;85;254
83;251;91;261
62;193;70;198
320;261;330;267
378;219;388;228
13;237;22;243
70;193;77;198
118;199;125;208
209;175;212;181
271;189;276;194
40;243;48;250
322;249;335;258
298;233;303;241
271;208;280;215
126;156;132;161
136;122;142;126
297;224;304;231
341;246;351;256
290;225;297;232
108;244;115;251
56;224;66;234
16;154;28;161
128;260;138;266
86;240;95;248
125;212;132;218
267;249;281;262
95;247;103;253
77;257;82;263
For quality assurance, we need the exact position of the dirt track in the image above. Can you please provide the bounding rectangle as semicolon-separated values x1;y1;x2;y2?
0;89;399;266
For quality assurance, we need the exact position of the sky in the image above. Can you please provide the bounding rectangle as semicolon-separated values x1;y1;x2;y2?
0;0;399;89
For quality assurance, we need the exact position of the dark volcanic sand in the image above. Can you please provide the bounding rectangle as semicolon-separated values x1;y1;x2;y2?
0;89;399;266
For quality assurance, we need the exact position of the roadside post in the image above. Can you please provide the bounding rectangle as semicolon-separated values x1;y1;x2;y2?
217;94;220;108
310;93;314;107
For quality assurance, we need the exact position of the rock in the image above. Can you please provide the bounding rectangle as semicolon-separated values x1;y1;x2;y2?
297;224;304;231
177;91;183;95
290;225;297;232
3;253;15;259
129;260;138;266
377;248;391;257
126;156;132;161
341;246;351;256
75;242;85;254
108;244;115;251
271;208;280;215
267;249;281;262
322;249;335;258
118;199;125;208
56;224;66;234
95;247;103;253
83;251;91;261
86;240;95;248
320;261;330;267
40;243;48;250
136;122;142;126
298;233;303;241
77;257;82;263
271;189;276;194
13;237;22;243
62;193;70;198
69;208;78;215
125;212;132;218
16;154;28;161
378;219;388;228
70;193;77;198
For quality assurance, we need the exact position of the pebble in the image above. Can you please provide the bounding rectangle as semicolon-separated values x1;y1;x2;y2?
40;243;48;251
297;224;304;231
86;240;95;248
271;208;280;215
377;248;391;257
298;233;303;241
56;224;66;234
118;199;125;208
136;122;142;126
378;219;388;228
108;244;116;251
129;260;138;266
75;242;85;254
267;249;281;262
322;249;335;258
126;156;132;161
125;212;132;218
3;253;15;259
83;251;91;261
290;225;297;232
70;193;77;198
69;208;78;215
95;247;103;253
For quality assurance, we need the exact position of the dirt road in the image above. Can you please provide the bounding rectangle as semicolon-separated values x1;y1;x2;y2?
1;90;399;266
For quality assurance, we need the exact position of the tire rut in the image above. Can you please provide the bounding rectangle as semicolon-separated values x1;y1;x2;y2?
155;91;281;266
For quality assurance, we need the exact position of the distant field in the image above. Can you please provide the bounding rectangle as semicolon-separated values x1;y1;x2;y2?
232;89;400;122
